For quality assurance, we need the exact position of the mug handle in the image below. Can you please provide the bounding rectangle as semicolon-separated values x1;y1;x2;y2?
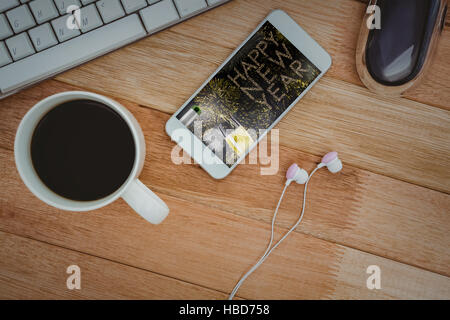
121;179;169;224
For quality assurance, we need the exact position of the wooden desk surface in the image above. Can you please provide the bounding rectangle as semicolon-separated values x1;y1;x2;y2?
1;0;449;299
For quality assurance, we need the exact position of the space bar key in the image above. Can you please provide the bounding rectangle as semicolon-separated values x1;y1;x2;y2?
0;14;147;93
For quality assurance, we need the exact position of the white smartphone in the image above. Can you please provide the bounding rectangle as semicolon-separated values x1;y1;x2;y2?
166;10;332;179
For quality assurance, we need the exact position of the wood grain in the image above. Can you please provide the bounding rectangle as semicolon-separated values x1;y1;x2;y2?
355;0;448;97
1;81;448;278
54;0;450;110
1;82;449;300
278;78;450;194
50;0;450;193
0;231;227;299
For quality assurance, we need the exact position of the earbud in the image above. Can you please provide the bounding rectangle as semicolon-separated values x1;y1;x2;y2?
230;151;343;300
286;163;309;185
318;151;342;173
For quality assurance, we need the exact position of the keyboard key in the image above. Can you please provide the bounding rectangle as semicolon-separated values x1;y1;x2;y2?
174;0;207;17
0;42;12;67
0;14;14;40
28;23;58;51
0;0;19;13
96;0;125;24
0;0;224;97
53;0;81;15
139;0;179;33
78;4;102;32
6;5;36;33
121;0;147;14
51;14;81;42
5;32;35;60
29;0;59;24
0;14;146;93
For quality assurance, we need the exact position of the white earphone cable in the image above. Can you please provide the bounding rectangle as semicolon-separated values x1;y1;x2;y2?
228;166;320;300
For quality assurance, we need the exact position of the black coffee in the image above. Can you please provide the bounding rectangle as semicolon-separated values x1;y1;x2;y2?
31;100;136;201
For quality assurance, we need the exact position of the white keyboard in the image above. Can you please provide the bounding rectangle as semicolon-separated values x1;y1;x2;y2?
0;0;231;99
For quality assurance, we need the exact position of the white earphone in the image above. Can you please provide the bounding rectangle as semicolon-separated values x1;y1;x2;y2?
287;151;342;185
228;152;343;300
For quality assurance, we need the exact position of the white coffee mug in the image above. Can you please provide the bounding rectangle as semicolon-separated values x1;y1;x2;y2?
14;91;169;224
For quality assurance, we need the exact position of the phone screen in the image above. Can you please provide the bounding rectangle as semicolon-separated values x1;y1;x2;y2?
176;21;321;167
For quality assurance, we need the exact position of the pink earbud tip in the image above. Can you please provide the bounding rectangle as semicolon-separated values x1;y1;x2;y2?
286;163;299;180
321;151;338;164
